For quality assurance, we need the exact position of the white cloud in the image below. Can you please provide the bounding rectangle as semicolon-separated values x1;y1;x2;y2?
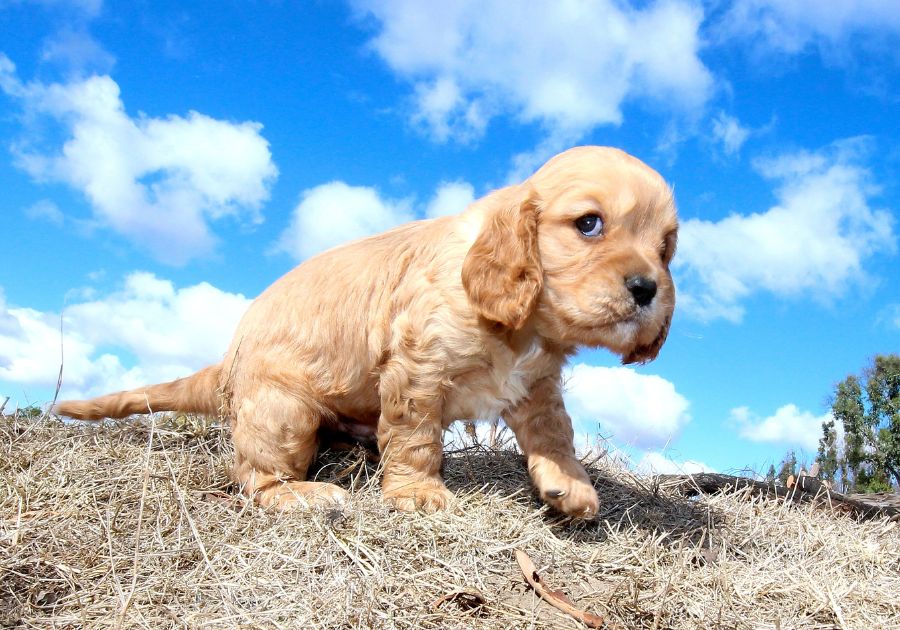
0;55;278;264
635;451;716;475
276;180;475;261
562;363;691;448
411;76;487;144
40;27;115;75
711;112;750;155
0;274;250;402
676;140;896;322
275;182;415;262
355;0;713;143
24;199;65;226
731;404;832;452
719;0;900;56
880;304;900;329
425;181;475;218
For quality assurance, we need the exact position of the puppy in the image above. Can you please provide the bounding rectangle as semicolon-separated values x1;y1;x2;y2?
55;146;678;519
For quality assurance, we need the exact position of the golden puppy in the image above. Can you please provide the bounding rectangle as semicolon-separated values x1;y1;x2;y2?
55;146;677;519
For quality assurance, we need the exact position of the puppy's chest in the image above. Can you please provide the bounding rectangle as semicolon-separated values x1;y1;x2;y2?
443;342;549;423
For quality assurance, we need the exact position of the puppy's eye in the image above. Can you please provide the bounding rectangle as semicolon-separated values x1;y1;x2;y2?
575;214;603;237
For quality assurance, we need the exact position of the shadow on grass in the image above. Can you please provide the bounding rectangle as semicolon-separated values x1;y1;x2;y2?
310;439;724;550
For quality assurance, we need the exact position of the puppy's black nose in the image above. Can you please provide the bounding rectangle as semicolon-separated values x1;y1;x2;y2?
626;275;657;307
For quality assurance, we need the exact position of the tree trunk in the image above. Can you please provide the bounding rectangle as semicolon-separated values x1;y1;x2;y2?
655;472;900;520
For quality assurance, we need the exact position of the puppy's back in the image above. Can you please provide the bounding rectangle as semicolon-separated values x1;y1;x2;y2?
221;216;465;413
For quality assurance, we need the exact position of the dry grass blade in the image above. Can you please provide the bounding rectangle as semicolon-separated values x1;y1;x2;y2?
117;413;155;624
1;412;899;629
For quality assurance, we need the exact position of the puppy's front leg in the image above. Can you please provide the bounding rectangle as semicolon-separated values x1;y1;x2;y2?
377;359;453;513
505;376;600;519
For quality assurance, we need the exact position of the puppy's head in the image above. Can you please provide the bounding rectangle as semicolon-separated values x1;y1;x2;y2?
462;146;677;364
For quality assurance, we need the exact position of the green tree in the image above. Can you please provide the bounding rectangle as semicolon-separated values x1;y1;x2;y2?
765;463;777;483
867;355;900;487
830;354;900;493
777;450;797;486
817;417;839;486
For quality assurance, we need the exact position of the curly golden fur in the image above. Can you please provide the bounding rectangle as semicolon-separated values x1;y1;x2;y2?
55;146;678;519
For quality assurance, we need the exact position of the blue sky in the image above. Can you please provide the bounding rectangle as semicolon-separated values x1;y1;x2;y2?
1;0;898;476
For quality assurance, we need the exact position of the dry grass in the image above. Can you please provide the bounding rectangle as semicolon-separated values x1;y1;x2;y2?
1;412;898;629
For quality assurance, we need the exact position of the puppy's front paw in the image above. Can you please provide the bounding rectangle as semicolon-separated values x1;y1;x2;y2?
383;478;454;514
540;476;599;519
531;456;600;519
268;481;351;510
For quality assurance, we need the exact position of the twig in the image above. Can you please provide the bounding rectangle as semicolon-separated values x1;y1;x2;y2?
49;311;65;414
514;549;622;629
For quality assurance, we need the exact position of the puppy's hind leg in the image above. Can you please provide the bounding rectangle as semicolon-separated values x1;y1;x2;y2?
231;384;349;509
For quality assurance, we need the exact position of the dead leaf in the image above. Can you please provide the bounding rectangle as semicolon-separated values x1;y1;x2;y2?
514;549;621;629
34;590;57;608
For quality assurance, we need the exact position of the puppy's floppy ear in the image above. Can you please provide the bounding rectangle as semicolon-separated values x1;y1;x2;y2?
622;312;671;365
462;184;542;330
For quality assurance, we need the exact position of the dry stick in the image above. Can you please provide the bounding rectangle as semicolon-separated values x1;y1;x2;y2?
656;472;900;520
827;586;849;630
514;549;623;630
49;311;65;415
117;413;155;627
95;493;128;611
0;396;9;416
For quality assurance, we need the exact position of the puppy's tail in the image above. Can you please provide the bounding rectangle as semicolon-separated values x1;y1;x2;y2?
53;364;223;420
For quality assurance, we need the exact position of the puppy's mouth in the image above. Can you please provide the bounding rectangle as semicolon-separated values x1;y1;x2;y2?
536;286;669;356
547;304;650;352
593;297;647;331
603;311;647;343
588;296;669;352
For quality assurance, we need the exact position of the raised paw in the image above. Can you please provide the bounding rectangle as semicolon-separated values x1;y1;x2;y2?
530;456;600;519
383;478;454;514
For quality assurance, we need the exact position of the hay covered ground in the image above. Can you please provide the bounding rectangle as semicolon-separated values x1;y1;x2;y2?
1;412;898;629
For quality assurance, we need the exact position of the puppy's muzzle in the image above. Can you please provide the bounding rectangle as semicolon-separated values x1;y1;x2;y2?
625;275;657;307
